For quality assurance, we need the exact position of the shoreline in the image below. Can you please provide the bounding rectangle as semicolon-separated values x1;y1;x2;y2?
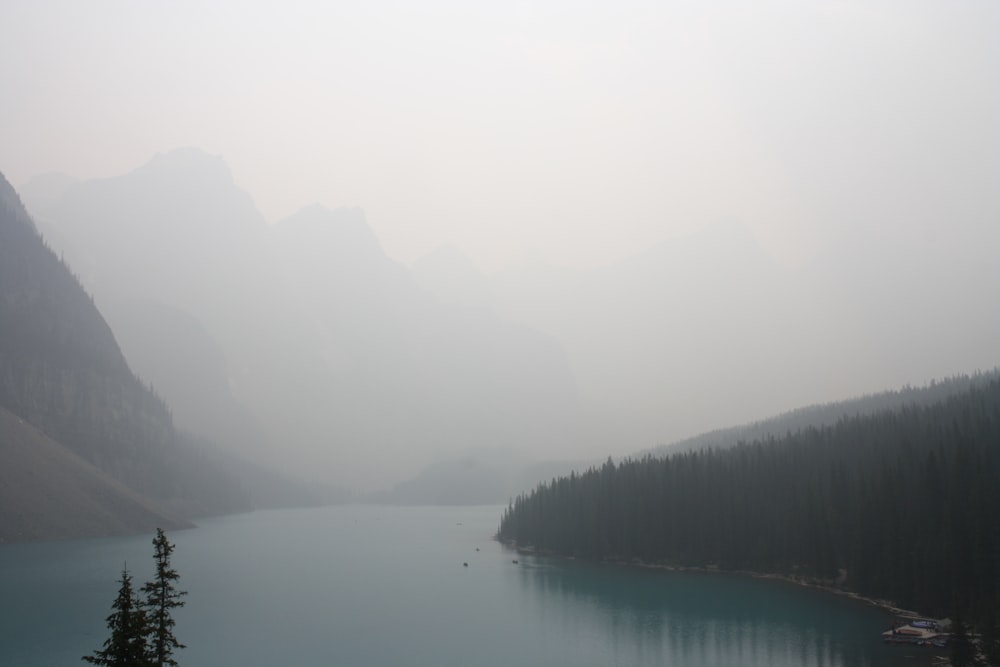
500;539;953;666
499;539;933;620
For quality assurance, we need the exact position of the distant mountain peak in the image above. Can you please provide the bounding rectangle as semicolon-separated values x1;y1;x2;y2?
39;147;271;244
136;147;235;188
275;204;383;257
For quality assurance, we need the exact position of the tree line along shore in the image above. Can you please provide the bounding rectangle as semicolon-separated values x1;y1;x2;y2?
498;376;1000;662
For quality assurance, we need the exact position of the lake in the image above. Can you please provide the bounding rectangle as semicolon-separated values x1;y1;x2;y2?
0;504;943;666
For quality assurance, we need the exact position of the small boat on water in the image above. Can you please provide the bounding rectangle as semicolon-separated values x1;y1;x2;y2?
882;618;950;647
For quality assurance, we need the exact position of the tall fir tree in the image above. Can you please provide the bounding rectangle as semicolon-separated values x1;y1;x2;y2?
83;566;150;667
141;528;187;667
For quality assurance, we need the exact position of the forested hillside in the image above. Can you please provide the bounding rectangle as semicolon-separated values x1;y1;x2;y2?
498;376;1000;630
0;172;174;494
0;170;250;539
651;370;1000;457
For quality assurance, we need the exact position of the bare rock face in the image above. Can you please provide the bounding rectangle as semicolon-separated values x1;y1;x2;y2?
0;407;191;543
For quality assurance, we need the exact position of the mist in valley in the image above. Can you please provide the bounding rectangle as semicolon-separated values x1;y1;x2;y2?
2;0;998;502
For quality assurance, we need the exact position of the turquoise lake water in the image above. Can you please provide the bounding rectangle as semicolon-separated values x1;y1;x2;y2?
0;505;943;666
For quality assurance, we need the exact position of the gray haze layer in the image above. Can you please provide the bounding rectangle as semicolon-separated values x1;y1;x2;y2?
22;151;589;491
3;2;997;270
20;148;1000;494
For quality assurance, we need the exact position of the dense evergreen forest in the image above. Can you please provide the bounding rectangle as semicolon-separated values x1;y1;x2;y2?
499;376;1000;632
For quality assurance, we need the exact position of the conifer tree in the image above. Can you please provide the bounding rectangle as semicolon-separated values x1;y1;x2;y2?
83;566;150;667
141;528;186;667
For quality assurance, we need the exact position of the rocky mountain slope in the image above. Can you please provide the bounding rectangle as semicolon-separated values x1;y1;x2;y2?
0;407;189;542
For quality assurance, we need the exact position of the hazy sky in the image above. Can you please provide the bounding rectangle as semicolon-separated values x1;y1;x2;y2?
2;0;998;271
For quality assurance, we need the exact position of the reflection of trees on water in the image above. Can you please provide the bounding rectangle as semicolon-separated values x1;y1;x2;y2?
508;553;884;667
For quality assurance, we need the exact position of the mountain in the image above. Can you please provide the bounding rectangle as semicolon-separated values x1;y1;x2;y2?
0;170;173;494
24;151;309;469
20;149;999;494
258;201;592;487
22;150;591;491
0;170;251;540
107;297;268;458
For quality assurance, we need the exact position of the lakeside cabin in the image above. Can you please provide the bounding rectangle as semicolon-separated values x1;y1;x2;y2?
882;618;950;647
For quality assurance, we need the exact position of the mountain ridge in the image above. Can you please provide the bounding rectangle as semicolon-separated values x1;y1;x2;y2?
22;150;592;491
1;168;254;541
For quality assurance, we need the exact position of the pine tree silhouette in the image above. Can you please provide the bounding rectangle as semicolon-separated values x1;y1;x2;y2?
83;565;150;666
141;528;187;667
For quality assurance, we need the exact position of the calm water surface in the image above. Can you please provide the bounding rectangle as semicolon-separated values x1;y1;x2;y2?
0;505;942;666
